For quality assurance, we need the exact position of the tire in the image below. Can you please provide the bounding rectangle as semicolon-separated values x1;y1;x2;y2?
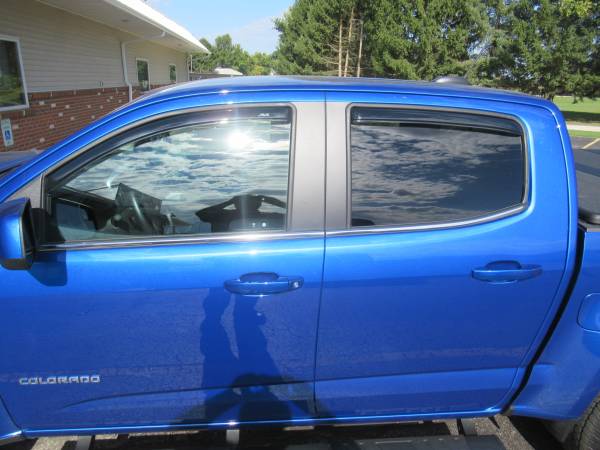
569;397;600;450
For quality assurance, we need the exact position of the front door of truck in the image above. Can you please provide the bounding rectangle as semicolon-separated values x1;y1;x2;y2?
315;94;570;419
0;101;326;431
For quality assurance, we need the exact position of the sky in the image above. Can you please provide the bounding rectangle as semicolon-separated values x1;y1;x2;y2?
146;0;294;54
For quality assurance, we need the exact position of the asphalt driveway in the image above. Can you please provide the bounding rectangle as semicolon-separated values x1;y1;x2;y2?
572;136;600;151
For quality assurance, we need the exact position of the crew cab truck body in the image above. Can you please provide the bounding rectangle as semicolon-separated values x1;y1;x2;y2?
0;77;598;449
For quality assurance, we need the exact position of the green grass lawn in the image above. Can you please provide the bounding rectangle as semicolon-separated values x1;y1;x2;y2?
554;96;600;125
569;129;600;138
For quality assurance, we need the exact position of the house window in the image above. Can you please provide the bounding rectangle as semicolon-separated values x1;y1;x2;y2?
169;64;177;83
136;59;149;91
0;36;28;111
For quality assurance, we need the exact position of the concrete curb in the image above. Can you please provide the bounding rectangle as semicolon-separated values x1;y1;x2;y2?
567;124;600;132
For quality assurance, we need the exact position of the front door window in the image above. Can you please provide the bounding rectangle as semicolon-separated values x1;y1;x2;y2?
44;106;293;243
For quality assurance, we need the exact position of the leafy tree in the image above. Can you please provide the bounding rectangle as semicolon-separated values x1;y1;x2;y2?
191;35;276;76
192;34;250;73
586;0;600;98
247;52;276;75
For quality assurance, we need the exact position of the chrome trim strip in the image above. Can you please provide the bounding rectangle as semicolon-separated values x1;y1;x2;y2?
38;231;325;252
343;102;531;231
326;205;526;237
0;431;23;447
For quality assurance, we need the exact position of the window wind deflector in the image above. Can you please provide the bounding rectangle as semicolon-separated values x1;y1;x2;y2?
351;108;523;136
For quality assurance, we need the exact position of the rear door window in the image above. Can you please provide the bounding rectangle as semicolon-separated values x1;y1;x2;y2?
350;107;526;228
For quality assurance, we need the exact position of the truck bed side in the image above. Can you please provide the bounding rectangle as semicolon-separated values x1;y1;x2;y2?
510;147;600;420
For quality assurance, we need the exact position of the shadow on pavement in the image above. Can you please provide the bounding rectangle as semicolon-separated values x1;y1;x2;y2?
509;416;563;450
2;441;36;450
562;111;600;124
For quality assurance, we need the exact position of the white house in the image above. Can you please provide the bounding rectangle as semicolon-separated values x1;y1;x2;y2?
0;0;208;151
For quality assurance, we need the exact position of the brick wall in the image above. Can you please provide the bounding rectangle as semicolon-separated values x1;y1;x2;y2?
0;86;160;152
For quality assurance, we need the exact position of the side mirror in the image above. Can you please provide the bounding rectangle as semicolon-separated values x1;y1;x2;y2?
0;198;35;270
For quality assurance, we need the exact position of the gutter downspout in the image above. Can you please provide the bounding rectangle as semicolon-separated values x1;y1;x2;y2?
121;31;167;102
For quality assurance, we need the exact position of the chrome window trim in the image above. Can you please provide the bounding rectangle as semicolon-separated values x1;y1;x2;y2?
327;205;526;237
344;102;531;232
32;103;304;249
38;230;325;252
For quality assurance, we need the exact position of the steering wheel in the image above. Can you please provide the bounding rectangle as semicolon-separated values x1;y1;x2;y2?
196;194;286;232
111;196;164;235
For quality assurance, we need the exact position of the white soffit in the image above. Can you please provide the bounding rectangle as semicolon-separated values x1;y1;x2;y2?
38;0;209;53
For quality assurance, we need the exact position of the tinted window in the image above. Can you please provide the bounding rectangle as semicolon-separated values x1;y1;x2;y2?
350;107;525;227
44;107;292;242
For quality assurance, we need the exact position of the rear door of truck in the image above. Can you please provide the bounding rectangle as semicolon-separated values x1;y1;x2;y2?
315;91;575;420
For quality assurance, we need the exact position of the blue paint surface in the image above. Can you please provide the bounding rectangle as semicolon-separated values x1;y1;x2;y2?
578;294;600;331
0;77;586;438
0;238;324;429
512;229;600;420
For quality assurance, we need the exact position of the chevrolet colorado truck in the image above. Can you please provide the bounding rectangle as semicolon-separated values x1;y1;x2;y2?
0;77;599;450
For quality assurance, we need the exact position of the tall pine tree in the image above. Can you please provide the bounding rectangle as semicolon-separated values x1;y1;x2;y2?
275;0;488;80
274;0;362;75
477;0;599;99
273;0;599;98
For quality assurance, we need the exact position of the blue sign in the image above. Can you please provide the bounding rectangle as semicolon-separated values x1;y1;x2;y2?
1;119;14;147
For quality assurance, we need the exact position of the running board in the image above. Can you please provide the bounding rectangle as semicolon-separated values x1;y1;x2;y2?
348;435;506;450
63;422;507;450
67;434;506;450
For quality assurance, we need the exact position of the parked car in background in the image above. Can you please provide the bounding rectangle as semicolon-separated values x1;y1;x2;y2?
0;77;599;450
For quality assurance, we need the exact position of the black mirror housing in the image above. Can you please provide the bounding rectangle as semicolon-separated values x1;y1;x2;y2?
0;198;35;270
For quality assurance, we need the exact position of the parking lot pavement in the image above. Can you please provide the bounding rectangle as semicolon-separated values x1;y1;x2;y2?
572;136;600;151
5;416;564;450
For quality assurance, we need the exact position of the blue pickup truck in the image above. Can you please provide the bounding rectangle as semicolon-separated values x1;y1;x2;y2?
0;77;599;449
